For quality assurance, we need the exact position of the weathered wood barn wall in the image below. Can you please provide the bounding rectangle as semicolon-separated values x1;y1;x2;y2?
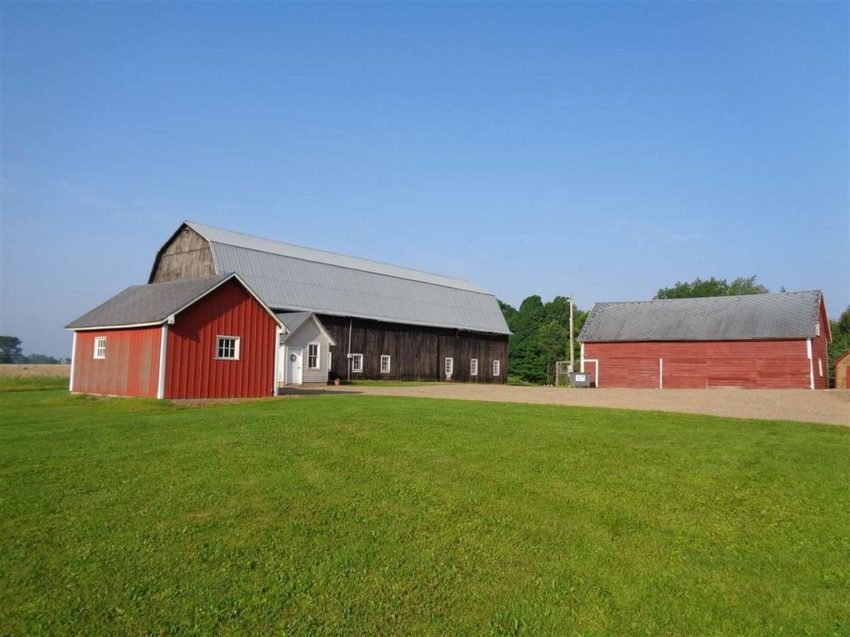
150;226;214;282
149;222;510;383
318;315;507;382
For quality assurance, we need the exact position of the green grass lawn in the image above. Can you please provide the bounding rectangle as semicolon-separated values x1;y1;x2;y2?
1;389;848;635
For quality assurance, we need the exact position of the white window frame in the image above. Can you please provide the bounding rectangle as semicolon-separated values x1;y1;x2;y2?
328;351;332;370
351;353;364;373
215;336;240;360
815;322;820;337
307;342;321;370
493;359;501;376
818;358;823;377
93;336;107;360
380;354;391;374
444;357;454;377
470;358;479;376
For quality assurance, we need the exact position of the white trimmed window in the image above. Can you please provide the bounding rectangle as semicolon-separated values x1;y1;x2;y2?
380;355;391;374
351;353;363;373
444;357;454;377
307;343;320;369
818;358;823;377
493;359;501;376
94;336;107;359
470;358;479;376
216;336;240;360
815;322;820;337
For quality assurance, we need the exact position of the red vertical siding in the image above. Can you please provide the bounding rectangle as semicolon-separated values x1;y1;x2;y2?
584;340;813;389
72;327;162;397
164;279;278;399
811;297;830;389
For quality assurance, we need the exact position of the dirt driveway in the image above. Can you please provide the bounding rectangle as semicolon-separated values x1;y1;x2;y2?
318;384;850;427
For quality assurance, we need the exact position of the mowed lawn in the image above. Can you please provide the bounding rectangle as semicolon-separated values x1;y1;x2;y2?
1;388;848;635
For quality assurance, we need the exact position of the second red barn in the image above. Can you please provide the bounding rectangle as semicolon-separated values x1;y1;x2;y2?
578;291;830;389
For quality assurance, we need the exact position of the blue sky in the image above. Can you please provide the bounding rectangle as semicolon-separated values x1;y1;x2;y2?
1;2;848;357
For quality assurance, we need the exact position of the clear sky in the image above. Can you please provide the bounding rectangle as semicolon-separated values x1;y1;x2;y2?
1;2;848;357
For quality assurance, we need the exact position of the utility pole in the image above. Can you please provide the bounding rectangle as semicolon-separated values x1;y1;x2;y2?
569;293;575;373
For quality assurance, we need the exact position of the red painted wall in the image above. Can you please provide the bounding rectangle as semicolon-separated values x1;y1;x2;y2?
72;327;162;397
583;339;815;389
164;279;278;399
811;297;830;389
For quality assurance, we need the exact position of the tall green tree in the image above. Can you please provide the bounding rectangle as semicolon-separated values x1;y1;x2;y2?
0;336;22;364
828;306;850;386
499;296;587;384
655;275;769;299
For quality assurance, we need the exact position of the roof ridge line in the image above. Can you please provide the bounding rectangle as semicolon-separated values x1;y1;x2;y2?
207;238;498;298
594;290;821;305
186;220;484;293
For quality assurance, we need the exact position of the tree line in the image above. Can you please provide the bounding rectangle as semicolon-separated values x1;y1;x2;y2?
0;336;64;365
499;276;850;386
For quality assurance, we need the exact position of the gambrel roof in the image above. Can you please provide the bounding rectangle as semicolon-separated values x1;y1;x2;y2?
579;291;826;342
170;221;511;335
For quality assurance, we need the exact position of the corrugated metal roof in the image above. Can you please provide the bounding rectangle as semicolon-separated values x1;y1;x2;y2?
187;221;511;335
579;291;823;342
66;275;232;329
187;221;487;293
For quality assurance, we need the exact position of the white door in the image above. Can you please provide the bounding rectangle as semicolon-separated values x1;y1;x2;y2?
285;347;303;385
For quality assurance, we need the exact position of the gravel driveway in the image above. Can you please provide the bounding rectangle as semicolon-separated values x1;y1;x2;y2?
317;384;850;427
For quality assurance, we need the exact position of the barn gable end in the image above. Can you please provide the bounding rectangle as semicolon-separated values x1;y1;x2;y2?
150;224;215;283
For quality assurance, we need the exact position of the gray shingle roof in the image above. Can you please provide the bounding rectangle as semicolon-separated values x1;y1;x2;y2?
275;311;312;334
66;274;232;329
186;221;511;335
579;291;823;342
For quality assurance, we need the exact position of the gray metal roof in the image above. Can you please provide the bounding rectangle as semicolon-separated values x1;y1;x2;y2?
66;274;233;329
275;311;312;334
579;291;823;342
186;221;511;335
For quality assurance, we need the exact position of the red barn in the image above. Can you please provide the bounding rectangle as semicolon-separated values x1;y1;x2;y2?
66;274;283;399
578;291;831;389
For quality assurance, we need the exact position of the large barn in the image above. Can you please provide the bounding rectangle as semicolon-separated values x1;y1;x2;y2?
67;221;509;397
149;221;509;384
578;291;831;389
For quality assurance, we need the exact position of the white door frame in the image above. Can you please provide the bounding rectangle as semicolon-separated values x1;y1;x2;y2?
285;346;303;385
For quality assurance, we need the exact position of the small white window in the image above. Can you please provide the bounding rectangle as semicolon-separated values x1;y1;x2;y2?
93;336;107;359
493;359;501;376
351;353;363;373
470;358;479;376
216;336;240;360
307;343;320;369
445;357;454;377
380;354;391;374
815;322;820;337
818;358;823;377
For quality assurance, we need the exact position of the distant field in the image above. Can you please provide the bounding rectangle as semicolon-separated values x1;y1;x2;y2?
0;366;68;393
0;364;69;378
1;388;848;635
